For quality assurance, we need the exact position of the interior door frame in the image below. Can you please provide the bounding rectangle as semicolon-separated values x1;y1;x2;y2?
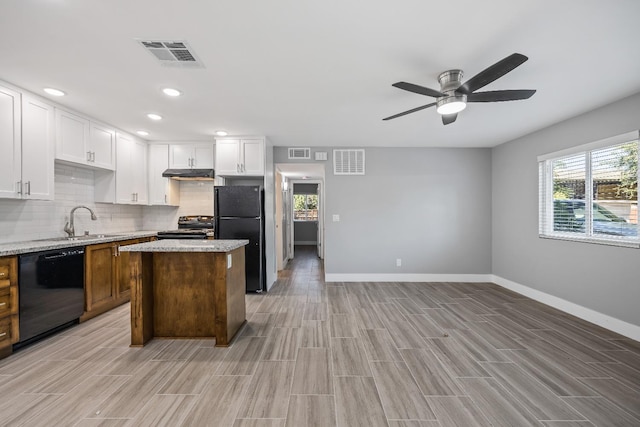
289;179;324;260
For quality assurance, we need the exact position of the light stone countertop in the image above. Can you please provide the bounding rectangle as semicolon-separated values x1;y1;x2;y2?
119;239;249;253
0;231;159;257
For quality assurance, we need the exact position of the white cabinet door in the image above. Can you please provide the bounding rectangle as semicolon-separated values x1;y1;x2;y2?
169;145;193;168
215;139;240;175
89;122;116;170
115;133;135;204
192;144;214;168
148;144;179;206
56;109;90;164
242;139;264;176
21;96;54;200
132;140;148;205
0;86;21;199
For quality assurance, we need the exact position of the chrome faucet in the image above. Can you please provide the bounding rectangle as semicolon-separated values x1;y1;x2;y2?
64;205;98;237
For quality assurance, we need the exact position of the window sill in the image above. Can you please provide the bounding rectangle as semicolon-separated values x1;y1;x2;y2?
539;234;640;249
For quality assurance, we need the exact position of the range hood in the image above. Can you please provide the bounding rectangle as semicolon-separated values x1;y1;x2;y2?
162;169;215;180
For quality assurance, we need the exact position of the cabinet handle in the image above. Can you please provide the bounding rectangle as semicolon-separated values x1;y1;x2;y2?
16;181;22;195
164;194;167;204
87;151;92;161
0;302;6;307
237;164;240;173
241;164;245;173
25;181;31;195
0;332;6;338
92;152;96;162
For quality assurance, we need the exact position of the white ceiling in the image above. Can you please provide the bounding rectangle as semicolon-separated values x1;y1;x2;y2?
2;0;640;148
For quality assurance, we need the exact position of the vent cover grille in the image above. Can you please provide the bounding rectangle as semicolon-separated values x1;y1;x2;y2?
138;40;204;68
333;149;365;175
288;147;311;159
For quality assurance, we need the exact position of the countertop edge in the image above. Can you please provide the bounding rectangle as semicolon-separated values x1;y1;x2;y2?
0;231;159;257
119;239;249;253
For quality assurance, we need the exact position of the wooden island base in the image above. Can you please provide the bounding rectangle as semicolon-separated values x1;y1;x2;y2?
127;246;246;347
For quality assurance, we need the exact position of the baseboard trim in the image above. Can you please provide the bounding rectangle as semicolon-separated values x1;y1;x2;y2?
491;274;640;341
324;273;493;283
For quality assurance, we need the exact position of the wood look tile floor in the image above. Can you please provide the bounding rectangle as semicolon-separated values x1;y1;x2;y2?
1;246;640;426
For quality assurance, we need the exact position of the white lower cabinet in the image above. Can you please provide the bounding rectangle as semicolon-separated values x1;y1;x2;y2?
0;85;54;200
148;144;179;206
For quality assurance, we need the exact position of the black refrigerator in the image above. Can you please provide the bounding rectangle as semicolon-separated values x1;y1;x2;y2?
214;186;265;292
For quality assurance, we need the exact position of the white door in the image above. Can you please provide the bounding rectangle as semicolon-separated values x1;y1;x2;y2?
192;144;214;168
115;133;134;204
316;184;323;258
21;96;54;200
215;139;240;175
287;187;294;259
169;144;194;169
242;139;264;175
56;110;89;164
89;122;116;170
0;86;21;199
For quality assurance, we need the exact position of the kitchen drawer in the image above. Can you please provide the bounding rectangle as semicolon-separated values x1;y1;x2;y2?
0;256;16;284
0;316;11;346
0;292;11;317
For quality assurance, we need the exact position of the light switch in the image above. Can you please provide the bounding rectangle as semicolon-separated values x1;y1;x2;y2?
332;214;340;222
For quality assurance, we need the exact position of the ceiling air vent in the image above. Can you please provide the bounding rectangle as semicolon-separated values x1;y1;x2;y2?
137;40;205;68
333;149;365;175
288;147;311;159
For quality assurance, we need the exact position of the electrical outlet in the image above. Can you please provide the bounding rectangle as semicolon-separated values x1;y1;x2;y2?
396;258;402;267
332;214;340;222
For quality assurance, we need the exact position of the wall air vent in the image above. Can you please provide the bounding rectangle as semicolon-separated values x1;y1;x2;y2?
333;149;365;175
137;40;205;68
288;147;311;159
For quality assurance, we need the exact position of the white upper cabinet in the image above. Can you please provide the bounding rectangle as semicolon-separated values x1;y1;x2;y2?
55;109;115;170
0;85;21;199
169;143;214;169
95;132;148;205
215;138;265;176
21;95;55;200
148;144;179;206
115;132;148;205
0;85;54;200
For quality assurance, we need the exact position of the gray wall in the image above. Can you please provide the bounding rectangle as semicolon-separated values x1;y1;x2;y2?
492;92;640;326
275;146;492;275
294;221;317;244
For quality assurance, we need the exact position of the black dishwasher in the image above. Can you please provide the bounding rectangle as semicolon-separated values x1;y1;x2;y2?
18;247;85;346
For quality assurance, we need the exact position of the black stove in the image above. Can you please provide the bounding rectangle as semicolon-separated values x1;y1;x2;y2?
157;215;214;240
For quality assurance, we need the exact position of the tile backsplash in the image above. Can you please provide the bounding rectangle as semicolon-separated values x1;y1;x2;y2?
0;164;216;244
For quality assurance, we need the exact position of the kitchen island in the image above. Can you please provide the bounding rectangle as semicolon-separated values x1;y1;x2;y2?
119;239;249;347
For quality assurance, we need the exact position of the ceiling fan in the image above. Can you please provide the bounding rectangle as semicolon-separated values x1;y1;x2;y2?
383;53;536;125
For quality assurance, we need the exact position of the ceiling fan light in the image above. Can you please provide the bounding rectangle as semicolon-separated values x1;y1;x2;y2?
436;95;467;115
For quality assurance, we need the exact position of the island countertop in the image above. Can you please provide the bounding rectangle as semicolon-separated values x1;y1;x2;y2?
119;239;249;253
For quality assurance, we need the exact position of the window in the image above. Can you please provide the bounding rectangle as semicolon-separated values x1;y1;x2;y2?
294;194;318;221
539;131;639;247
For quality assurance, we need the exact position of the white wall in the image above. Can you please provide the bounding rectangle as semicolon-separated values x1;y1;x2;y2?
492;91;640;329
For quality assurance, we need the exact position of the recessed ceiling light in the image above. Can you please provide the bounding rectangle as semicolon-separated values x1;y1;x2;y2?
162;88;182;97
43;88;65;97
136;130;150;136
147;113;162;121
215;130;228;136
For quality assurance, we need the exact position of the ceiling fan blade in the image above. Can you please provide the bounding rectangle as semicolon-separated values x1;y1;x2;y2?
392;82;447;98
442;113;457;125
467;89;536;102
382;102;437;121
456;53;529;95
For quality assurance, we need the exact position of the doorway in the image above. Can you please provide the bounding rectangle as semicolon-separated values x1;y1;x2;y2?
275;164;325;269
